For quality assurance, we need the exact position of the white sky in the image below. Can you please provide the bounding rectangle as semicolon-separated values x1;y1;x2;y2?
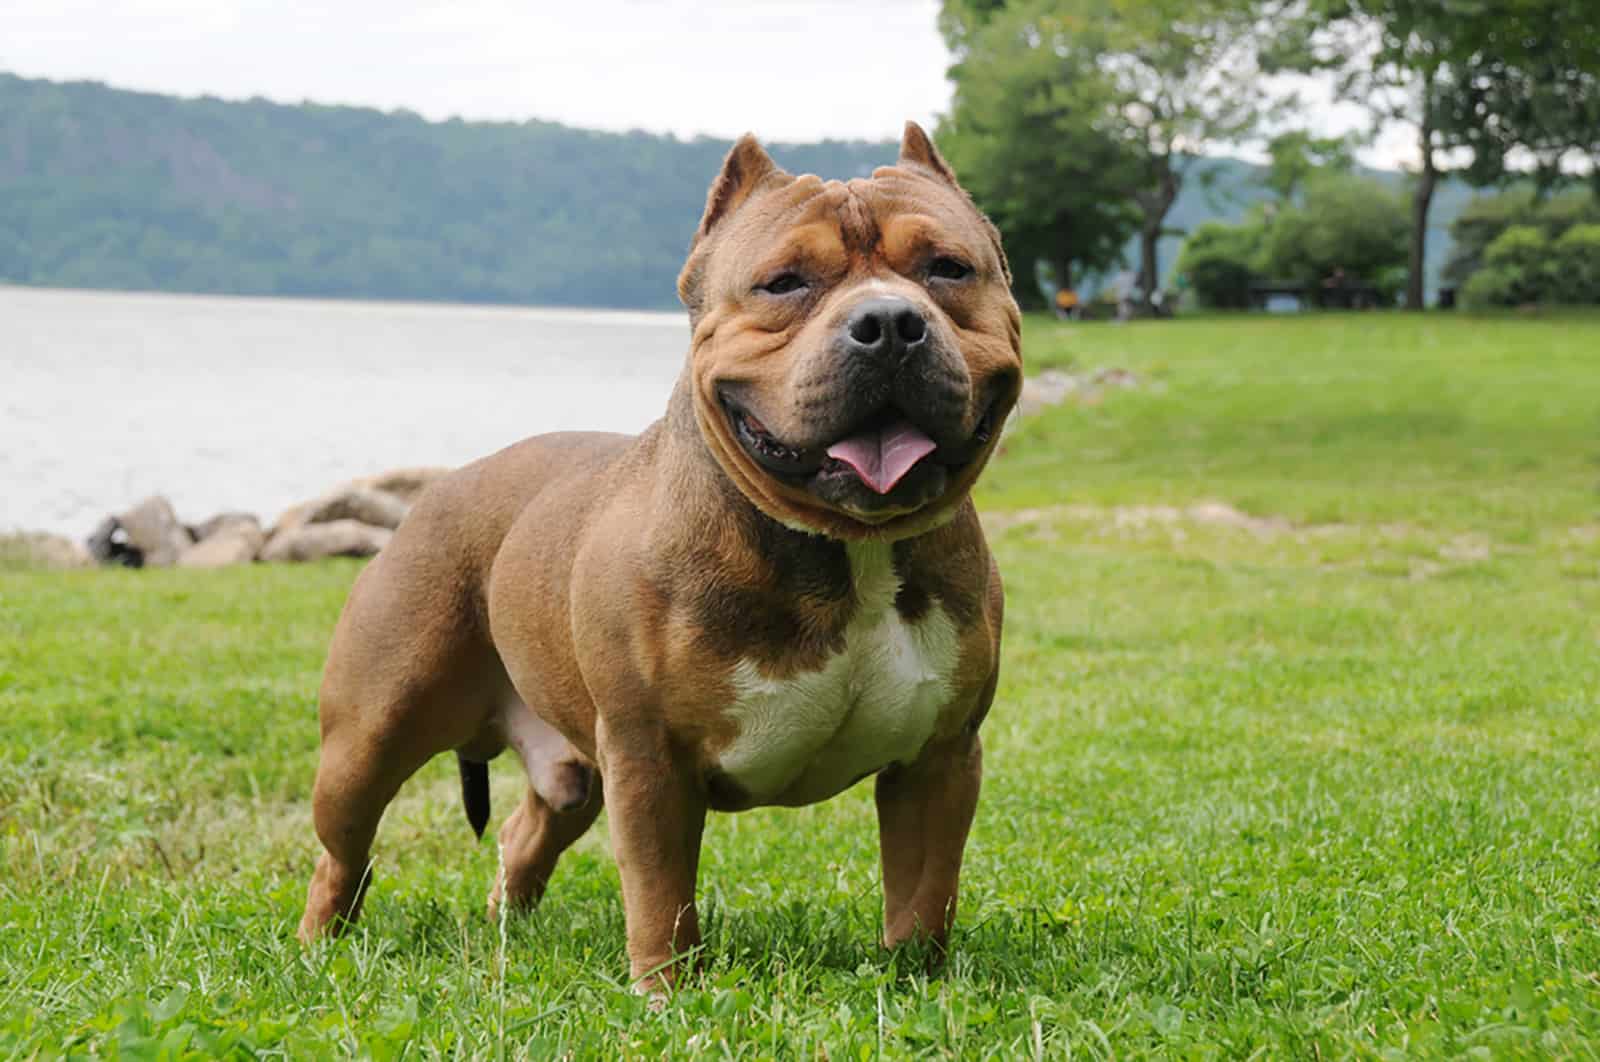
0;0;1413;164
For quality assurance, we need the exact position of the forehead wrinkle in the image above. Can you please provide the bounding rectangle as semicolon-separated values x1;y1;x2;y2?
839;184;880;257
755;220;847;276
882;213;979;263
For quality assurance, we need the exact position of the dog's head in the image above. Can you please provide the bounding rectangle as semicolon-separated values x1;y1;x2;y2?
678;122;1022;540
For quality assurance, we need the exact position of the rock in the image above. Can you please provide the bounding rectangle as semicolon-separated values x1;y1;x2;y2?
179;515;264;568
361;466;451;504
304;487;409;531
260;519;392;563
1;531;93;570
90;496;192;568
86;516;140;567
269;466;450;538
1091;367;1140;389
1016;369;1082;418
189;511;261;543
179;531;262;568
1012;367;1142;424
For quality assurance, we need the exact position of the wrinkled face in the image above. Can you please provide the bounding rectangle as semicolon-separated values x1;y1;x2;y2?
680;139;1022;541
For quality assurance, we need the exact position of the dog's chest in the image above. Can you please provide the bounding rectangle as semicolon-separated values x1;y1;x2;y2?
715;543;960;805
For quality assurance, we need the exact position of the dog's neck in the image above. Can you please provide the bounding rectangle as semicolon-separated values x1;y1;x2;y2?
659;366;852;557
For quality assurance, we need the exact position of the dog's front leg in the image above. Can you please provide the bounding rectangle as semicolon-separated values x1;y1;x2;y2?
874;729;982;954
596;717;707;993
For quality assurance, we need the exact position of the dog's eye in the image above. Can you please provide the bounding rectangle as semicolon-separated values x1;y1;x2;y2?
758;273;807;296
928;257;973;282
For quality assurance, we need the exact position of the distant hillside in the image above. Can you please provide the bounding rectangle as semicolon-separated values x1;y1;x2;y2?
0;73;1473;308
0;74;895;309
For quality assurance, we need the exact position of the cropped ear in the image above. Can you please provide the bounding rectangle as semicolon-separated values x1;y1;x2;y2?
898;121;960;189
680;134;787;315
695;133;785;241
899;121;1009;286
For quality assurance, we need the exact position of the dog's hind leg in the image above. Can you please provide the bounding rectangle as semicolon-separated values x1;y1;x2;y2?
486;706;600;918
298;726;433;942
487;785;602;919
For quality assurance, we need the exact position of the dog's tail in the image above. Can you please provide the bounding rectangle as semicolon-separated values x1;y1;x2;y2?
457;753;491;839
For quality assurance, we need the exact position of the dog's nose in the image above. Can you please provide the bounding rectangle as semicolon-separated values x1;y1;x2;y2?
843;297;927;360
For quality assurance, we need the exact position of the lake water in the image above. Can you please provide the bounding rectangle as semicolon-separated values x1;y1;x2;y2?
2;286;687;536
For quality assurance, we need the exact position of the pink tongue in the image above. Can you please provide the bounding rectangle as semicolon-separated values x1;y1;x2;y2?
825;420;938;495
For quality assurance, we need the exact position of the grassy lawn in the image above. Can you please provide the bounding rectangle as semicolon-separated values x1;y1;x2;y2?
3;311;1598;1057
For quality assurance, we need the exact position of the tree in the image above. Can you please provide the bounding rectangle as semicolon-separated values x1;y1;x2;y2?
1443;186;1600;289
1261;174;1410;301
1439;3;1600;193
1261;130;1358;201
940;0;1272;311
1271;0;1600;309
937;9;1143;306
1460;225;1552;307
1176;215;1270;307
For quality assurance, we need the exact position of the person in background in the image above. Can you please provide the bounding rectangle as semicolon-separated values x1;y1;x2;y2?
1054;286;1080;320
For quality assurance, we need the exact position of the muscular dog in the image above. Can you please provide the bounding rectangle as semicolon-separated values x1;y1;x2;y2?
297;122;1023;990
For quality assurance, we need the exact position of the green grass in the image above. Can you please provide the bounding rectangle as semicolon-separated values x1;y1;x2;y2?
3;311;1598;1057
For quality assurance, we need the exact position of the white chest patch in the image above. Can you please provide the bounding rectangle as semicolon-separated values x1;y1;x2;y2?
717;541;960;804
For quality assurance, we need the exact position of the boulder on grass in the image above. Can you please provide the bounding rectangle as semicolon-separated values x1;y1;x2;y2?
361;466;451;504
260;519;391;563
1;532;93;570
87;496;192;568
189;511;261;543
86;516;139;567
269;466;450;538
179;515;264;568
303;487;409;531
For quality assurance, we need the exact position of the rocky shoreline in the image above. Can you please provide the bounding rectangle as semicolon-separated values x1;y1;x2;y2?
6;364;1143;572
6;466;450;571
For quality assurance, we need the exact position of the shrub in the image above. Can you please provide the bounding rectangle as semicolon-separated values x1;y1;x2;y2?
1261;176;1409;295
1460;266;1522;309
1446;188;1600;291
1444;188;1537;287
1551;224;1600;304
1459;225;1560;307
1176;219;1266;309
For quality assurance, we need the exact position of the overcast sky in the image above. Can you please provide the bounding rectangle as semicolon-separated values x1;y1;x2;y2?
1;0;1412;163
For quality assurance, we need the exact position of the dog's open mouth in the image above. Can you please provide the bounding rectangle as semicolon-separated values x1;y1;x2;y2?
725;397;998;498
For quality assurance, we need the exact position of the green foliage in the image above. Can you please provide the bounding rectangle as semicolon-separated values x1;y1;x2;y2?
0;73;894;309
1551;224;1600;304
1447;186;1600;305
1462;220;1600;307
1485;223;1553;272
1277;0;1600;308
1461;225;1550;308
1444;186;1600;287
7;314;1600;1054
1175;218;1266;308
1261;130;1358;201
936;8;1142;306
1176;176;1410;307
1437;1;1600;190
1443;187;1538;286
938;0;1272;307
1261;176;1409;297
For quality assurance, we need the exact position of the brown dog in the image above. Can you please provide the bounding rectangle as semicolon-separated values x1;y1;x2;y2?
297;122;1022;990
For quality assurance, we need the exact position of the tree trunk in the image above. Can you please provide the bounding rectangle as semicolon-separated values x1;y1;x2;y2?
1138;223;1161;312
1406;74;1439;312
1136;163;1180;314
1050;258;1074;293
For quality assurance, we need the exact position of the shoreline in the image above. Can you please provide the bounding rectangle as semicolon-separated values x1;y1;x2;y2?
0;282;690;326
